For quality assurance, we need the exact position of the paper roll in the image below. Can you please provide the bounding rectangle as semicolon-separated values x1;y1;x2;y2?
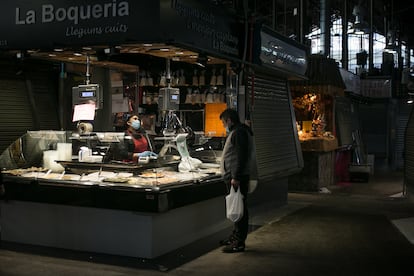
78;122;93;134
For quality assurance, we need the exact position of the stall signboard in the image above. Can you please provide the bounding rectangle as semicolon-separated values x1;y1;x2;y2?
360;78;392;98
0;0;162;49
253;25;307;76
0;0;242;61
160;0;241;60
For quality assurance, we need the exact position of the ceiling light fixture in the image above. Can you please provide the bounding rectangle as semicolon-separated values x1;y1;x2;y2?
349;4;370;35
195;54;208;68
383;44;397;54
16;51;24;59
407;93;414;104
103;47;121;55
384;29;398;53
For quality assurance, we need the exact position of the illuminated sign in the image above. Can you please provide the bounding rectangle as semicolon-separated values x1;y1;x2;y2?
258;29;307;76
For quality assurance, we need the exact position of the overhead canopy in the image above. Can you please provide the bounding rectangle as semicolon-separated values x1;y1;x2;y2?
290;54;346;95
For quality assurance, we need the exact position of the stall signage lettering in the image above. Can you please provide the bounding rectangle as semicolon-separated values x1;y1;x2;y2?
15;1;129;25
14;0;129;39
172;0;239;56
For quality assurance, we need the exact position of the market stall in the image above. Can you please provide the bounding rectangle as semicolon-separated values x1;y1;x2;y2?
0;130;226;258
0;0;242;259
288;55;344;191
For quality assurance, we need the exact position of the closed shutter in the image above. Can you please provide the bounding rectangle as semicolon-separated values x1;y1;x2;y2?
25;68;60;130
0;61;33;153
248;73;303;180
335;96;355;146
359;102;388;157
398;101;412;170
0;60;59;153
405;107;414;188
397;115;409;169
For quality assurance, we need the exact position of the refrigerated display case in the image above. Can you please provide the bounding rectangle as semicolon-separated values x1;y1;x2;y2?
0;130;228;258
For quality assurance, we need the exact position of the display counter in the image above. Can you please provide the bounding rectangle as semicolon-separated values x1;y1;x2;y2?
0;131;229;258
1;167;224;213
289;137;338;192
299;137;338;152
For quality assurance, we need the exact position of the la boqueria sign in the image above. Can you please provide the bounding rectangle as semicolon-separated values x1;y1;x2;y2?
0;0;241;59
0;0;157;48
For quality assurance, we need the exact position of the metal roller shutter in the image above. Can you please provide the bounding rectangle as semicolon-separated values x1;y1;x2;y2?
0;60;59;153
405;106;414;188
396;101;411;170
335;96;355;146
25;69;60;130
248;73;303;180
0;61;33;153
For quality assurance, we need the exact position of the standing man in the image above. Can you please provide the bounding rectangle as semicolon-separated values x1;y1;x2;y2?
219;108;254;253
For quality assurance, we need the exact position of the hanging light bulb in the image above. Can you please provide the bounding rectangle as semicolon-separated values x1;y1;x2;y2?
384;29;397;53
349;4;369;35
407;93;414;104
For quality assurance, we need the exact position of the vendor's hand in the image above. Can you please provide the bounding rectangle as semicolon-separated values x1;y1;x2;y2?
231;178;240;190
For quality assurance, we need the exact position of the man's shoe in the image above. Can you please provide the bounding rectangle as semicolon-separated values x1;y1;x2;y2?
219;235;235;246
222;241;245;253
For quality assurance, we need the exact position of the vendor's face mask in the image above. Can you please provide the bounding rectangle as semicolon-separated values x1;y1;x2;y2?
131;120;141;130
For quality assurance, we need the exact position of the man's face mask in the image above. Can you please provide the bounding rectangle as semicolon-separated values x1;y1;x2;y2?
222;118;232;134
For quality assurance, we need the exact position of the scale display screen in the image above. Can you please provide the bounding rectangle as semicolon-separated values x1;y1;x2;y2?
158;87;180;110
80;91;95;97
72;84;102;109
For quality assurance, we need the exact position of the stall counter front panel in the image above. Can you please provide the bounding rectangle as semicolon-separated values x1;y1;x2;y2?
0;173;229;259
0;131;229;259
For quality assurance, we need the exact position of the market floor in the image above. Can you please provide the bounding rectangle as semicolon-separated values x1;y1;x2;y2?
1;168;414;275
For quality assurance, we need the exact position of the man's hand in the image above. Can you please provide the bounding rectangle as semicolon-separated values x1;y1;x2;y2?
231;178;240;190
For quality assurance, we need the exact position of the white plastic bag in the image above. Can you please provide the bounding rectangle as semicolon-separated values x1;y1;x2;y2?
248;179;258;194
248;136;259;194
225;186;244;222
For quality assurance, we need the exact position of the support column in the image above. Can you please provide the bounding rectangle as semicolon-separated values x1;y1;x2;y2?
342;0;348;69
368;0;374;73
320;0;331;56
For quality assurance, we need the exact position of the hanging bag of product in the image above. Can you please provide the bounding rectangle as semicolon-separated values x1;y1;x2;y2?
225;186;244;222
